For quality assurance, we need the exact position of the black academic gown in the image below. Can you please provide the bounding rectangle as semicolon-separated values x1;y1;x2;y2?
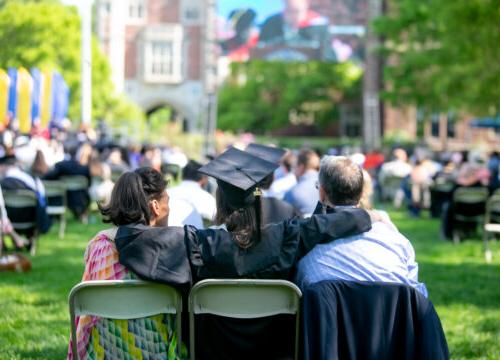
301;280;450;360
115;208;371;360
261;196;301;224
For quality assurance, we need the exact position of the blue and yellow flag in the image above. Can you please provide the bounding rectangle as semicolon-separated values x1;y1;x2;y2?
7;68;17;120
0;69;9;125
31;68;42;126
17;67;32;133
51;71;70;125
40;70;53;128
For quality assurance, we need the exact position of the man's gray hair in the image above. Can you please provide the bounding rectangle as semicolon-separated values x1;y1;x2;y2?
318;156;364;206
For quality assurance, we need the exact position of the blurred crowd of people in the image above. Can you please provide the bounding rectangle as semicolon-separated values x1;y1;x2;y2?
0;120;497;256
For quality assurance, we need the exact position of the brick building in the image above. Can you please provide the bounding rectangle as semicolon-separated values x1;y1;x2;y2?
96;0;206;131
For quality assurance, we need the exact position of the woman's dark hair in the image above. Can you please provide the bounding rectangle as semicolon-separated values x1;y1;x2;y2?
31;150;48;177
99;167;167;226
214;188;262;249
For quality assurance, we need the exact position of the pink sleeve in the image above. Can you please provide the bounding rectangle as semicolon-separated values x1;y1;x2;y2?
82;234;128;281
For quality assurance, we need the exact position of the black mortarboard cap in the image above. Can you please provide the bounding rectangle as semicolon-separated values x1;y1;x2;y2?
198;147;278;208
245;143;286;165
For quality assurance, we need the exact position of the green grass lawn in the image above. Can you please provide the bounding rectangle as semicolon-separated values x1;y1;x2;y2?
0;212;499;359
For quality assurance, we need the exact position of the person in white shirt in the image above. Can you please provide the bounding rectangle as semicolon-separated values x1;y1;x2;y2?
268;151;297;200
168;160;216;225
167;197;203;228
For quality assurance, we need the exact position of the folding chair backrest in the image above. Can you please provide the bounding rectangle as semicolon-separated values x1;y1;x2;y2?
431;178;455;193
485;195;500;224
2;189;38;229
69;280;182;360
2;189;37;207
60;175;89;191
453;187;489;204
188;279;302;360
43;180;67;201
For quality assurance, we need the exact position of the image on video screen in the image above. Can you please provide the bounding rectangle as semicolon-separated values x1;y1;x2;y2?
217;0;368;63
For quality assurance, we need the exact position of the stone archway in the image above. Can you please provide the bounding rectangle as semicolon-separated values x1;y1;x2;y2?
146;103;189;133
124;79;204;133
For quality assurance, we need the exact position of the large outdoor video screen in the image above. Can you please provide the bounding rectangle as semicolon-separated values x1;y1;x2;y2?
217;0;368;62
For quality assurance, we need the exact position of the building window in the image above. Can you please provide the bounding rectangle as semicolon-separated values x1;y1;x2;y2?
185;8;199;21
128;0;146;21
181;0;202;25
142;25;183;83
101;1;111;14
151;41;174;76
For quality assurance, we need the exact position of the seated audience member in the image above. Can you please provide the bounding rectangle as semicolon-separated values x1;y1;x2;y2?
441;152;491;239
30;149;49;178
44;143;94;219
268;151;297;200
283;149;320;216
296;156;428;297
67;169;186;360
112;148;375;359
379;148;413;180
487;151;499;191
88;162;114;206
167;196;204;228
456;152;490;187
0;154;51;238
168;160;216;224
105;146;130;176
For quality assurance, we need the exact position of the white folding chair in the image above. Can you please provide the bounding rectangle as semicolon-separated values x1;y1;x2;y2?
188;279;302;360
483;195;500;263
69;279;183;360
42;180;67;239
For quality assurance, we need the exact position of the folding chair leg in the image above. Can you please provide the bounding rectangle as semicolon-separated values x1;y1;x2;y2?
483;231;492;263
29;237;36;256
452;231;460;244
29;231;38;256
59;215;66;239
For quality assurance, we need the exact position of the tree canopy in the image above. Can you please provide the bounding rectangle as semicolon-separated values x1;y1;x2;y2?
374;0;500;115
217;60;362;134
0;1;144;127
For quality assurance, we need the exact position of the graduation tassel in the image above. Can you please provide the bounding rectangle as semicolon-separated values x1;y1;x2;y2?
253;187;262;244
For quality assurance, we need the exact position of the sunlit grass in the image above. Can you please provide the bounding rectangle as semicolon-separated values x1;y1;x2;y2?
0;211;498;359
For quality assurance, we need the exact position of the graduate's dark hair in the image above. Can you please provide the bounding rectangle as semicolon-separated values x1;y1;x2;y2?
215;188;262;249
99;167;167;226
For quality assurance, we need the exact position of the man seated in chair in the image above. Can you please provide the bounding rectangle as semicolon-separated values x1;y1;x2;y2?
0;154;51;241
296;156;428;297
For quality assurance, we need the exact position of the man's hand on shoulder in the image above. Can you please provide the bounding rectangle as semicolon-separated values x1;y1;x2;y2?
367;210;398;232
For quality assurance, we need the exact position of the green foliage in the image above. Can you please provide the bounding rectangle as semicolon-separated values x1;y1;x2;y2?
217;60;363;133
102;95;147;143
374;0;500;115
0;1;144;129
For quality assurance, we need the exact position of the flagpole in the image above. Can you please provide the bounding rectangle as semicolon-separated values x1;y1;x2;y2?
81;0;92;126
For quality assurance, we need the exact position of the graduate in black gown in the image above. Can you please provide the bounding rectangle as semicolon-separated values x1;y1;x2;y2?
113;148;375;359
